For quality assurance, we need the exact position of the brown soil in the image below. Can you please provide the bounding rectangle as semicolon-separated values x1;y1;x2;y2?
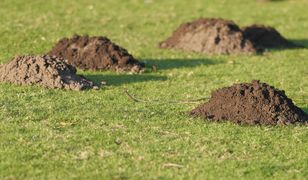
159;18;258;55
190;80;308;125
0;55;97;91
242;24;298;49
48;35;144;73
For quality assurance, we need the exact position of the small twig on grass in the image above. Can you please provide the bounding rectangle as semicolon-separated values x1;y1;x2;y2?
124;89;148;103
163;163;183;168
124;89;209;104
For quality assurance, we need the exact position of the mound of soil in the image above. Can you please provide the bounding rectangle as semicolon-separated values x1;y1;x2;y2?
48;35;144;73
159;18;258;55
190;80;308;125
242;24;298;49
0;55;97;91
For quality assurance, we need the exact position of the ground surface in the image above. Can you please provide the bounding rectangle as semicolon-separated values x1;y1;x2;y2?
0;0;307;179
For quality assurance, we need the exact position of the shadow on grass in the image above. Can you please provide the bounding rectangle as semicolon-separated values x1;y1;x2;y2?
302;107;308;114
291;39;308;48
84;58;218;86
86;74;167;86
143;58;219;70
258;39;307;53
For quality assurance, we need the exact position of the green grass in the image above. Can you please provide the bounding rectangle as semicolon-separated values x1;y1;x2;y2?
0;0;308;179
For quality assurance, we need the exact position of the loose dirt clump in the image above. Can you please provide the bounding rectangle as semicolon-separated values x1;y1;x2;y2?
242;24;298;49
159;18;258;55
48;35;144;73
190;80;308;125
0;55;97;90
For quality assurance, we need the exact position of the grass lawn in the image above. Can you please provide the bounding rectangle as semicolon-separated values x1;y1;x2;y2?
0;0;308;179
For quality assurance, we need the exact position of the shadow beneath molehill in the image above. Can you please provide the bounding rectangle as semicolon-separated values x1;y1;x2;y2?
143;58;220;71
290;39;308;48
86;74;167;86
83;58;217;86
263;38;308;49
302;107;308;114
257;39;307;53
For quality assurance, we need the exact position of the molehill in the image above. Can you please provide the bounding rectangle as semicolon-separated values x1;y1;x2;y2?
242;24;299;49
160;18;297;55
0;55;97;91
190;80;308;125
48;35;145;73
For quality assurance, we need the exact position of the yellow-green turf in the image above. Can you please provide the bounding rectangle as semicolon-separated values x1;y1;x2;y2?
0;0;307;179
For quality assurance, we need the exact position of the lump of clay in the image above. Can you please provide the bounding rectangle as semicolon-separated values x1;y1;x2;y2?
48;35;145;73
242;24;298;49
0;55;97;91
159;18;258;55
190;80;308;125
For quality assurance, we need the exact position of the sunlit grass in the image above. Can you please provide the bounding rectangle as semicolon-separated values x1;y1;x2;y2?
0;0;307;179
